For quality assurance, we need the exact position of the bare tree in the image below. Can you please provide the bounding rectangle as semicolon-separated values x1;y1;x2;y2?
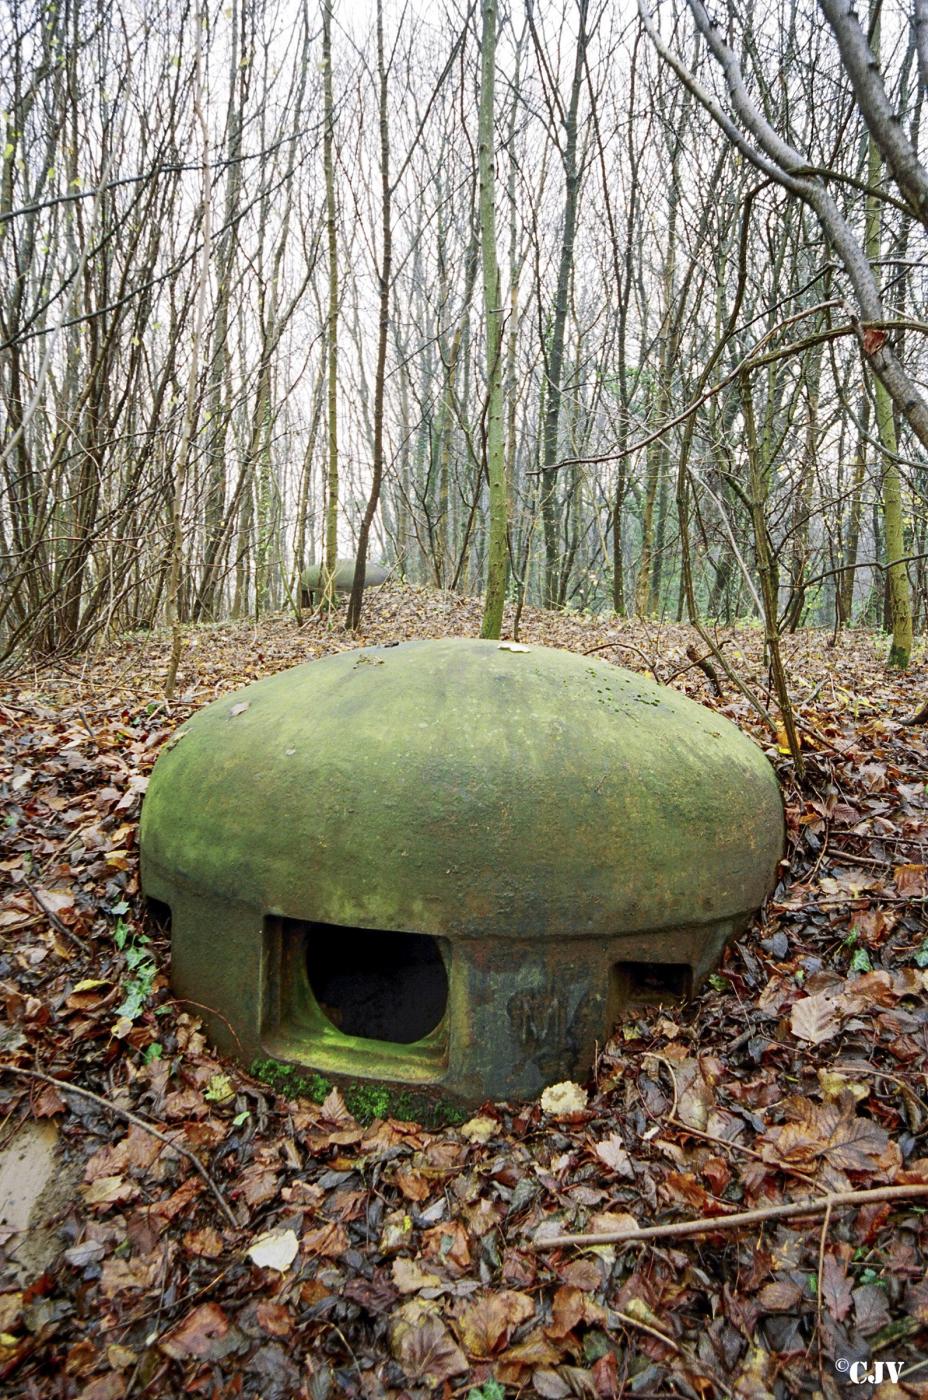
478;0;508;637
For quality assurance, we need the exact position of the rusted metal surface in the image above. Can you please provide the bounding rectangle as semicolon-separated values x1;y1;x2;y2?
140;638;784;1104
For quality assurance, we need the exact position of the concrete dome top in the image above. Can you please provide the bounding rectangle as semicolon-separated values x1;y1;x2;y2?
301;559;387;590
140;638;783;940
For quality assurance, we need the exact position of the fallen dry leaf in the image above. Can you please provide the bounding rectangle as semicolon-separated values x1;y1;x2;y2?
246;1229;299;1273
159;1302;230;1360
392;1257;444;1294
182;1226;224;1258
894;862;927;896
790;992;842;1044
548;1284;608;1339
255;1301;292;1336
760;1096;896;1181
821;1252;853;1322
80;1174;138;1207
592;1133;634;1177
455;1289;535;1357
390;1301;468;1386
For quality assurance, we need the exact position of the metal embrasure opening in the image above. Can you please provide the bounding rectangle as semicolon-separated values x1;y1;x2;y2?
304;924;449;1044
615;960;692;1005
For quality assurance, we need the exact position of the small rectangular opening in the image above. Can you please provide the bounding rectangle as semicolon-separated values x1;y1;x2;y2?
144;896;172;934
306;924;448;1043
615;960;691;1006
261;917;450;1084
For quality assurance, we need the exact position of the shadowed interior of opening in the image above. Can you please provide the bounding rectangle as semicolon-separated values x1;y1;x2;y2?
305;925;448;1043
145;896;172;933
616;960;690;1003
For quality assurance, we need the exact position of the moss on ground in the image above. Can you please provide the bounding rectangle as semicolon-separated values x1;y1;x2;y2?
250;1058;467;1129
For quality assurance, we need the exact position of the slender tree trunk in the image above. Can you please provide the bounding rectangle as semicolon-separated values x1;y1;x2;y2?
637;116;682;616
784;340;823;632
741;372;803;777
478;0;507;638
166;11;212;698
346;0;391;630
537;0;588;608
839;394;869;625
864;4;912;668
291;358;326;620
195;0;246;621
321;0;340;612
612;461;627;614
637;385;660;616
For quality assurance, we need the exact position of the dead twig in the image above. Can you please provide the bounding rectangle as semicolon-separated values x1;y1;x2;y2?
0;1063;238;1229
612;1309;680;1354
829;1060;928;1131
663;1115;824;1189
582;638;661;683
165;997;246;1061
683;643;722;696
641;1051;680;1120
815;1200;831;1390
533;1182;928;1250
22;879;84;949
793;716;852;756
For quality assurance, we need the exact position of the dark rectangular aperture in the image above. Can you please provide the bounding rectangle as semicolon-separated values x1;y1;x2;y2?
261;917;450;1081
305;923;448;1043
615;960;691;1005
144;896;172;933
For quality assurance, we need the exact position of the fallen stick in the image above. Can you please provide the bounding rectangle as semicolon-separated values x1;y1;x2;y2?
0;1063;238;1229
533;1182;928;1250
684;643;722;696
582;639;662;683
612;1309;680;1353
23;879;84;950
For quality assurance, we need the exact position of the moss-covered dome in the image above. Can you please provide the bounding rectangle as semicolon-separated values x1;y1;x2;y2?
140;638;783;1104
141;637;782;939
300;559;386;593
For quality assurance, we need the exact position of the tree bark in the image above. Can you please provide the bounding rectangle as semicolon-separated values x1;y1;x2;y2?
535;0;588;609
345;0;392;631
320;0;340;613
864;0;912;668
478;0;508;638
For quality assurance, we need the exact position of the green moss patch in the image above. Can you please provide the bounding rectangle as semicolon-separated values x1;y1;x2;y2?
250;1057;467;1129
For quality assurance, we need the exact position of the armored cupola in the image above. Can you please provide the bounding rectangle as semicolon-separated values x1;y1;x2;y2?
140;638;783;1104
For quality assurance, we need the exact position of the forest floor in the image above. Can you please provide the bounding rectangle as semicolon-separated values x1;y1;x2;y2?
2;584;928;1400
